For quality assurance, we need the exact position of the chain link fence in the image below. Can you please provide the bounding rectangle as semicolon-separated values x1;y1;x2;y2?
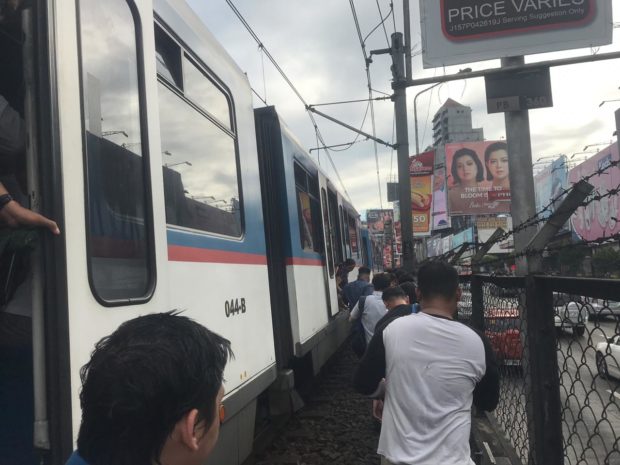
460;275;620;465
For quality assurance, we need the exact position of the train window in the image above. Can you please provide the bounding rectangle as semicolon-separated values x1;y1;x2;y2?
348;214;358;254
294;162;322;253
158;82;241;237
328;190;343;263
78;0;155;303
155;24;183;89
321;189;335;277
183;55;231;130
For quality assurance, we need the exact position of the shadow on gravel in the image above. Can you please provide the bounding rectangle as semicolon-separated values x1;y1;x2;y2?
250;344;381;465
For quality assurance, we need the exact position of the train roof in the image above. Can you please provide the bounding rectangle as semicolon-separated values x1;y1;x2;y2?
154;0;250;90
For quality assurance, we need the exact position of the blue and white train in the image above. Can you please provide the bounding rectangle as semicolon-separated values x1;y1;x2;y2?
0;0;367;464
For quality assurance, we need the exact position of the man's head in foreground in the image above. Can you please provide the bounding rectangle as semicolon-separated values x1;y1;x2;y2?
416;261;461;316
77;311;233;465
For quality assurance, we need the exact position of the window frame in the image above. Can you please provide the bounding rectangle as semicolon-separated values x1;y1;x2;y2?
76;0;157;306
321;188;335;278
293;161;323;254
155;21;245;239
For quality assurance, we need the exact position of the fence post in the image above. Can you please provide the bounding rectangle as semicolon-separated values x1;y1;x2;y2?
471;275;484;332
524;276;564;465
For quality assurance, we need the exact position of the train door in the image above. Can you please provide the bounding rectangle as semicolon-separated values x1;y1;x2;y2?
319;177;338;318
52;0;170;457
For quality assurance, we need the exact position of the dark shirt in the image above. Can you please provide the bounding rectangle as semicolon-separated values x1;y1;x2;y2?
65;452;88;465
342;279;373;309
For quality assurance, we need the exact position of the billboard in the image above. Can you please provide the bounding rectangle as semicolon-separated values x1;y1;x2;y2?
477;217;514;254
366;209;394;236
534;155;569;228
432;165;451;230
569;144;620;241
446;141;511;216
420;0;612;68
427;235;443;257
410;150;435;235
452;227;474;249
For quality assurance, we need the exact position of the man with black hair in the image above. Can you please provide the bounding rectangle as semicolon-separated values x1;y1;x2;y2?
354;262;499;465
65;312;233;465
349;272;392;344
342;265;373;310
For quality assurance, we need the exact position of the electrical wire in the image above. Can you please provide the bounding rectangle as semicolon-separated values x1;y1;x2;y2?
225;0;351;200
349;0;385;210
361;0;393;47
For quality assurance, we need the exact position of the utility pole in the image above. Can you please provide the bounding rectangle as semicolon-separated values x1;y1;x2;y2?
391;32;415;271
403;0;412;81
502;56;538;275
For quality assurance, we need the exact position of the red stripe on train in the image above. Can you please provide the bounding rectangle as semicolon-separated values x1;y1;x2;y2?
285;257;325;266
168;245;268;265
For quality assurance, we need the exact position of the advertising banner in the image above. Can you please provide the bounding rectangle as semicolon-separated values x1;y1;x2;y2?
446;141;511;216
442;236;453;255
452;227;474;249
420;0;612;68
410;150;435;236
432;165;451;230
569;144;620;241
476;217;514;253
427;235;443;257
366;209;394;236
534;155;570;228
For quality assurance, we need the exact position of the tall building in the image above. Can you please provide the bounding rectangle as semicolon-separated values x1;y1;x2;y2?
432;98;483;147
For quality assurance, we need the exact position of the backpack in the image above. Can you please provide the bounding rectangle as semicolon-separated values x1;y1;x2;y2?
350;295;367;358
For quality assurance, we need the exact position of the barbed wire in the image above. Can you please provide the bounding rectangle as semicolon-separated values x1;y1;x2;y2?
482;159;620;251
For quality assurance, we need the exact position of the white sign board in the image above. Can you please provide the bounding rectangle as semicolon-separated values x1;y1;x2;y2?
420;0;613;69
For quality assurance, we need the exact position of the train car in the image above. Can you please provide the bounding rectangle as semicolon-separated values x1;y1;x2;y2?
255;106;355;373
0;1;361;464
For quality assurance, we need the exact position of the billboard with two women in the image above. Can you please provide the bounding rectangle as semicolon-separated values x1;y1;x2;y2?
446;141;511;216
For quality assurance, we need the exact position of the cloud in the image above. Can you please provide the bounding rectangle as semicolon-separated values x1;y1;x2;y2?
185;0;620;212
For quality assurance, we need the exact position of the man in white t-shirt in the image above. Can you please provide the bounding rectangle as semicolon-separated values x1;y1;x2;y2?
349;272;393;344
354;262;499;465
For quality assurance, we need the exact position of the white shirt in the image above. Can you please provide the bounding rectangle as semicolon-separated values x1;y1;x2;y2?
350;291;387;343
378;312;487;465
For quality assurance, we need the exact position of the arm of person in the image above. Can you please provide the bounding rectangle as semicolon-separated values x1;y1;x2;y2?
0;182;60;235
353;330;386;397
473;333;500;412
349;301;360;322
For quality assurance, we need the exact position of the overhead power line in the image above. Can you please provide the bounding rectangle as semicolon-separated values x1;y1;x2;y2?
225;0;352;201
349;0;386;210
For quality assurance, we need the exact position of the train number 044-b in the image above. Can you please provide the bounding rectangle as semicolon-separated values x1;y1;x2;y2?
225;298;246;317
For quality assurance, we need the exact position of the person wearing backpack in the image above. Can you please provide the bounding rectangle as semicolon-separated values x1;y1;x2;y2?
349;273;392;357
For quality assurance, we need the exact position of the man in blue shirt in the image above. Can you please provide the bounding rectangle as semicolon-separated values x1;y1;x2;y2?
342;266;373;310
65;311;232;465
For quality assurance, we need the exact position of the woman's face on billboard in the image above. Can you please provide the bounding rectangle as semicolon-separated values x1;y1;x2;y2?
487;149;509;182
456;154;478;184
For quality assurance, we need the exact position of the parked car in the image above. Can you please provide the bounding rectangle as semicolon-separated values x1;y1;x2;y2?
553;293;587;337
485;308;522;366
596;336;620;379
585;299;620;321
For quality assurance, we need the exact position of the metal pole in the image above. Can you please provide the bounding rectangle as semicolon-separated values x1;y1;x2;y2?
502;56;538;275
391;33;415;271
403;0;412;81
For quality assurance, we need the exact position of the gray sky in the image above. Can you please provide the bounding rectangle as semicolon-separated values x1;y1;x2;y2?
186;0;620;213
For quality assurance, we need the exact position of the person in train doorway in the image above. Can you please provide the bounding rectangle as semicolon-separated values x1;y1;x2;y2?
353;262;500;465
349;272;393;357
336;258;356;289
64;311;233;465
0;94;60;234
342;265;373;311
